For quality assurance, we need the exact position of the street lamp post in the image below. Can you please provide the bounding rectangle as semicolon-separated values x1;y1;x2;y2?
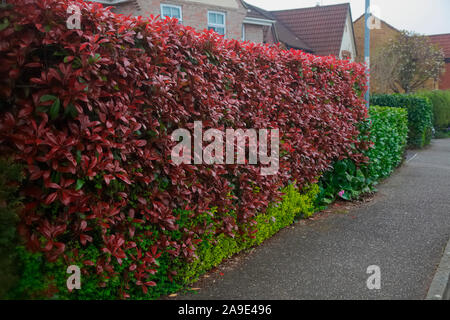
364;0;371;109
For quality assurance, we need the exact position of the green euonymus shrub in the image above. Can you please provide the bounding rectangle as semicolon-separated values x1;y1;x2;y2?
418;90;450;131
8;183;319;300
176;183;319;287
318;106;409;205
370;94;433;148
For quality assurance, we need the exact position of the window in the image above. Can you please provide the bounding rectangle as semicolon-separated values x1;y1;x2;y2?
208;11;226;36
161;4;182;21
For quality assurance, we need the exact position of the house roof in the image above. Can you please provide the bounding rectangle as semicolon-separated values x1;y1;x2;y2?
242;1;313;52
271;3;350;56
243;2;271;20
427;33;450;59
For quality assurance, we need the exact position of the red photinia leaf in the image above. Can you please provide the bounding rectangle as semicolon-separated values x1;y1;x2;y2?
44;192;58;205
80;234;93;245
144;281;157;287
134;140;147;147
116;174;132;185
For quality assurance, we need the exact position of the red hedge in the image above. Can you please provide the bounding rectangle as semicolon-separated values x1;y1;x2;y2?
0;0;369;296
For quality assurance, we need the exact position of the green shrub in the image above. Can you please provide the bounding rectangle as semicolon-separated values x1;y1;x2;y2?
318;106;409;205
366;106;409;180
435;130;450;139
174;183;319;287
318;159;373;205
0;159;24;299
8;183;319;299
418;90;450;131
370;94;433;148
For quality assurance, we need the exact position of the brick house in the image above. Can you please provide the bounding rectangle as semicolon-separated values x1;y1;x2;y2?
427;34;450;90
353;14;400;64
353;14;401;93
269;3;357;60
354;14;449;92
92;0;274;43
89;1;356;59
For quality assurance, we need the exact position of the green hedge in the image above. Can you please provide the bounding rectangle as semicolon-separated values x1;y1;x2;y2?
370;94;433;148
418;90;450;131
366;106;409;180
318;106;409;204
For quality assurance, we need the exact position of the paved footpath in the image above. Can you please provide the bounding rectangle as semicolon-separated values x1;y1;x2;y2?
180;139;450;300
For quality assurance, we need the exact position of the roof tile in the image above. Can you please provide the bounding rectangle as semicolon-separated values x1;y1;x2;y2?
427;34;450;59
243;1;313;52
271;3;350;56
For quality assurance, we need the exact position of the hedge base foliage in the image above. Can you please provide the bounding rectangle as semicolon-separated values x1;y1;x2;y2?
0;159;24;299
175;184;319;289
7;184;319;299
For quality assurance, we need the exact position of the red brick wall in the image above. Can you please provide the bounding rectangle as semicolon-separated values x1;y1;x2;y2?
113;1;141;15
353;17;401;93
439;62;450;90
244;24;264;43
113;0;249;41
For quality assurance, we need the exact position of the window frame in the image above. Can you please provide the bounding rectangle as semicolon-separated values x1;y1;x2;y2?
207;11;226;37
160;3;183;22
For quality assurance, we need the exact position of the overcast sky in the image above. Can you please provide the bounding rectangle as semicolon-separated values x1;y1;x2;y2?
244;0;450;35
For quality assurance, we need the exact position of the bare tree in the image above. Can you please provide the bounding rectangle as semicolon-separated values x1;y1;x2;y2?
372;31;445;93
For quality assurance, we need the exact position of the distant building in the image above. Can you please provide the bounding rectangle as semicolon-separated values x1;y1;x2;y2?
427;33;450;90
94;1;274;44
354;14;450;93
353;14;400;64
269;3;357;60
90;1;357;60
353;14;402;93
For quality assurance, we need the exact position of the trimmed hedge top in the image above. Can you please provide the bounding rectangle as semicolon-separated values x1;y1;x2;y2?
370;94;433;148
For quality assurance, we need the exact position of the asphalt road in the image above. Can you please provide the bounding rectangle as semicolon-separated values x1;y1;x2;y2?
179;139;450;300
